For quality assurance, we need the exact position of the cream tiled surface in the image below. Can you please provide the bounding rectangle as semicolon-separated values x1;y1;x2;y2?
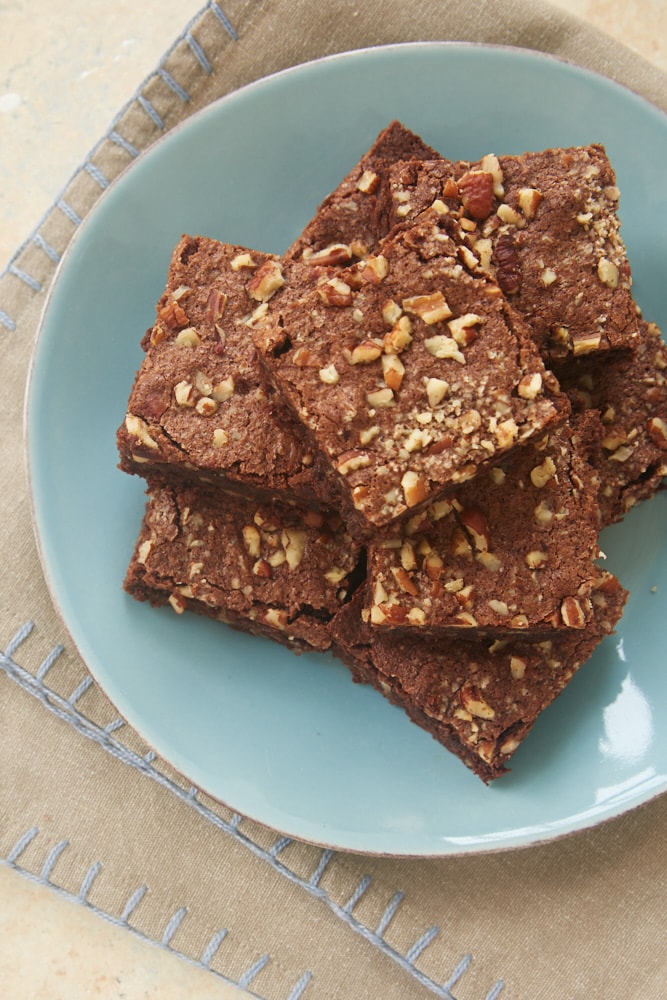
0;866;247;1000
0;0;204;269
1;0;666;272
0;1;663;997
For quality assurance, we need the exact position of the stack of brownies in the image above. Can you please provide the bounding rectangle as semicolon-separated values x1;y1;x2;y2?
116;122;667;781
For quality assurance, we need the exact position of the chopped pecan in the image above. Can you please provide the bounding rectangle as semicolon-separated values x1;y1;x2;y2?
561;596;588;628
158;298;189;330
647;416;667;449
247;259;285;302
302;243;353;267
458;170;495;220
205;288;228;324
493;233;521;295
317;277;353;307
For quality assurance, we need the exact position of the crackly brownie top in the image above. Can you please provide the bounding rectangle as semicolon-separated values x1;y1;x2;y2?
284;119;440;265
560;319;667;525
254;213;568;535
334;571;626;780
125;480;364;640
382;145;641;363
365;414;609;636
118;235;331;505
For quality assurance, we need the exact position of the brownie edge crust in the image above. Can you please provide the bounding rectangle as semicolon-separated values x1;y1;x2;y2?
332;579;627;783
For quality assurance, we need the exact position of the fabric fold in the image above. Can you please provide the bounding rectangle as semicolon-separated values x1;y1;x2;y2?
2;2;666;998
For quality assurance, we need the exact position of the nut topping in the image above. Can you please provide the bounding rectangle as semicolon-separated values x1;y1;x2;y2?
196;397;219;416
212;376;235;402
383;316;413;354
230;252;256;270
346;340;383;365
426;377;450;407
302;242;354;267
247;259;285;302
517;372;543;400
357;169;380;194
423;335;466;364
175;327;201;347
319;363;340;385
402;291;452;325
158;298;189;330
448;313;484;346
174;380;195;407
242;524;261;558
212;428;229;448
124;413;158;449
401;470;428;508
205;288;228;324
525;549;548;569
480;153;504;197
510;656;527;680
493;233;521;295
281;528;307;569
317;277;354;307
646;417;667;449
337;451;372;475
460;685;496;720
391;566;419;595
517;187;543;219
458;170;495;220
366;387;395;409
530;456;557;488
597;257;619;288
560;596;587;628
496;203;525;228
572;333;602;356
360;254;389;284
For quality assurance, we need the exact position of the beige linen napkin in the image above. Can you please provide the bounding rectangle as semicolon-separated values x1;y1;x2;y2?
1;2;666;998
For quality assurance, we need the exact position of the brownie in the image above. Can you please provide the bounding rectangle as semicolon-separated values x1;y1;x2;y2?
124;479;365;653
117;234;335;508
560;319;667;525
116;121;645;785
254;211;569;539
381;145;642;364
332;577;627;782
365;414;611;638
284;119;440;266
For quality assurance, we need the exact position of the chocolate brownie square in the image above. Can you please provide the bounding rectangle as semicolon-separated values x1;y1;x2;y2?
284;119;440;266
381;145;642;364
560;320;667;525
254;212;568;539
124;479;364;653
332;577;627;782
365;414;609;638
117;235;335;508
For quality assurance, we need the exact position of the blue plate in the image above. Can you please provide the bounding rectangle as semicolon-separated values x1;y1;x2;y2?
26;43;667;855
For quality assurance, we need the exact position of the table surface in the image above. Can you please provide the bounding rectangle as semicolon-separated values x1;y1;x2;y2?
1;1;665;997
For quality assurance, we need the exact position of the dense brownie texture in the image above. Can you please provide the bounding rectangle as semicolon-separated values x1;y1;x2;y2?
560;320;667;525
332;579;627;782
255;212;569;538
117;235;335;508
117;121;652;783
365;414;613;637
284;120;440;265
381;145;642;364
124;480;364;653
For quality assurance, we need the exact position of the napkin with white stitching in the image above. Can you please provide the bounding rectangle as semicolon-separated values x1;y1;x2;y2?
1;2;666;998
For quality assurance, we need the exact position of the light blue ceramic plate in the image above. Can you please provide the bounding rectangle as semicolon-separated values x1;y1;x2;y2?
27;43;667;856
